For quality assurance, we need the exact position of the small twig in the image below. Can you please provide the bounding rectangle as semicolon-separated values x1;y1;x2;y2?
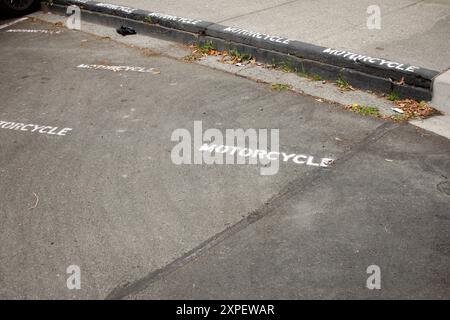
29;192;39;209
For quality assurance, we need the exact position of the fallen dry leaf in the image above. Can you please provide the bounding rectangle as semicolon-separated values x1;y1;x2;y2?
394;99;437;119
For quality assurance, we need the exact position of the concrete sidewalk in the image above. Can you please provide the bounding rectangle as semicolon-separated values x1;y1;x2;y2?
108;0;450;72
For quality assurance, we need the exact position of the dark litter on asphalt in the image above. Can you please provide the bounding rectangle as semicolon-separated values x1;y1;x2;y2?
116;26;136;36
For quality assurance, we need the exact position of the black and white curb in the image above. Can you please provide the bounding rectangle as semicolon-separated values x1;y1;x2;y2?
45;0;444;104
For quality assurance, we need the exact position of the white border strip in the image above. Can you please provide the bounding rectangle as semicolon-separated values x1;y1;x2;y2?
0;17;29;30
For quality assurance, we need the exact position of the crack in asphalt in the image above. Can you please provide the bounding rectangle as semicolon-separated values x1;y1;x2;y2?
105;121;399;300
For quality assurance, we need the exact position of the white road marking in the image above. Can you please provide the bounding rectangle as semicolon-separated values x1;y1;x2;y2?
0;17;28;30
0;120;72;136
77;64;160;74
199;143;335;168
6;29;62;34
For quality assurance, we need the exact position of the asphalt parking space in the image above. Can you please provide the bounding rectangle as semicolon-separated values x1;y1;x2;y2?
0;19;448;299
0;19;381;299
130;124;450;299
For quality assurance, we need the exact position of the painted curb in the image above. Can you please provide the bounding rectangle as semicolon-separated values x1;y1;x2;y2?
47;0;441;101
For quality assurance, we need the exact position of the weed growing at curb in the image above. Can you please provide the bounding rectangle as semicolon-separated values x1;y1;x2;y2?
388;90;400;101
345;104;381;117
229;49;252;62
281;60;296;73
336;75;353;90
198;41;216;54
271;83;292;91
184;41;218;62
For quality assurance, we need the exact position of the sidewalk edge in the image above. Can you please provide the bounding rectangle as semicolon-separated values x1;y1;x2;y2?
46;0;443;103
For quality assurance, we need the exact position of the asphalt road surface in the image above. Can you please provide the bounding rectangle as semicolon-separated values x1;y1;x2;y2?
0;18;449;299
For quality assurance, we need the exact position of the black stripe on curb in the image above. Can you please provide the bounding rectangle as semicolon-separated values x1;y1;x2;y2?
47;0;440;101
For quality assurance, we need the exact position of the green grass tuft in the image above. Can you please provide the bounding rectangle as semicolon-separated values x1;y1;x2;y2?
271;83;292;91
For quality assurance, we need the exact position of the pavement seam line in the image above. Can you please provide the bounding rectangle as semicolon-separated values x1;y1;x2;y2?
105;121;398;300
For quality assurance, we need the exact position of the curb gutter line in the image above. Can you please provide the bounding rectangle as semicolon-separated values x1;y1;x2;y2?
47;0;441;101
